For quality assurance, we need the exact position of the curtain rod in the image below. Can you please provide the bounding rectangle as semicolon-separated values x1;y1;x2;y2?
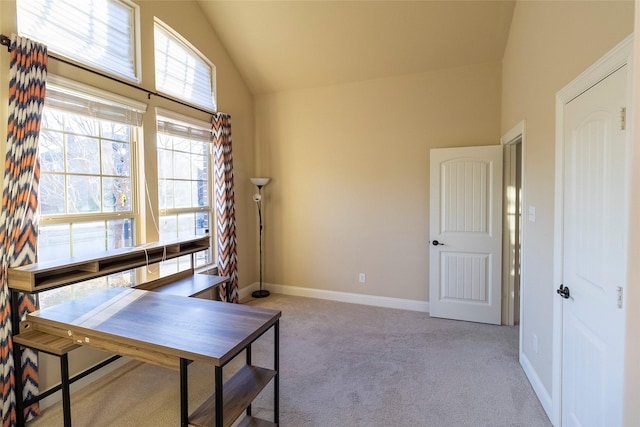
0;33;215;117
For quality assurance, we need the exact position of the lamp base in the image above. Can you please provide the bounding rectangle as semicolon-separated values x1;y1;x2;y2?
252;289;270;298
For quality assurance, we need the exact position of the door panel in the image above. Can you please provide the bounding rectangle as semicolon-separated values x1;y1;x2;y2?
429;145;503;324
442;253;488;301
441;159;489;233
561;65;627;427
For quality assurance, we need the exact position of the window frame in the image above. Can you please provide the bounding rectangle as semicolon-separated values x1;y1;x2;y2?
156;108;214;272
36;76;146;308
16;0;142;83
39;75;145;225
153;18;217;112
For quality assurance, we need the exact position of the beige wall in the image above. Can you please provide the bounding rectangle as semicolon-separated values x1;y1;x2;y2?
2;0;638;419
0;0;256;392
501;0;633;414
255;61;502;301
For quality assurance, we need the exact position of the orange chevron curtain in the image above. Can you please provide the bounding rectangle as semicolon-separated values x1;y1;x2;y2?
212;113;239;303
0;35;47;426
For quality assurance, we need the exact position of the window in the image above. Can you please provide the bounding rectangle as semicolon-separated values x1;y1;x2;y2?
17;0;140;82
37;76;146;308
156;109;212;274
154;20;216;111
14;4;219;307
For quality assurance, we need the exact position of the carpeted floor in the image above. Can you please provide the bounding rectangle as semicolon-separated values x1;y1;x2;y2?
28;293;551;427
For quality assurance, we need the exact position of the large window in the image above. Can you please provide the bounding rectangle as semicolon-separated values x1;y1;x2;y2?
14;2;219;308
154;19;216;111
17;0;140;82
153;21;216;275
157;110;212;274
37;77;145;308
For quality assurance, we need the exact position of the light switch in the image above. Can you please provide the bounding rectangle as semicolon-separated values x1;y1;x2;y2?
528;206;536;222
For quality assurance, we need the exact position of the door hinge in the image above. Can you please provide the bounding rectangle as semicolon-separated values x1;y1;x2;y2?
621;107;626;130
617;286;623;309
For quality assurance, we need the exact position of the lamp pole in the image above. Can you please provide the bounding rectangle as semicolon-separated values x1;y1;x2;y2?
251;178;270;298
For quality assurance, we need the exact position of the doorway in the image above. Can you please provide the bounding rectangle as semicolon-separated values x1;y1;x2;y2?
501;123;524;326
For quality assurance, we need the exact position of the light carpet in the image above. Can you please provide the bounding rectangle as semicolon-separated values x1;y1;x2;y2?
28;293;551;427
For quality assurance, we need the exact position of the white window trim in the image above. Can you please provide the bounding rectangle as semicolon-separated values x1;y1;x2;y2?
17;0;142;83
47;75;147;115
39;76;145;226
156;108;212;133
154;18;217;112
156;107;213;217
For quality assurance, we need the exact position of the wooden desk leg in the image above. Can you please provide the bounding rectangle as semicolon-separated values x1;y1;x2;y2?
60;354;71;427
215;366;223;427
180;359;188;427
274;320;280;425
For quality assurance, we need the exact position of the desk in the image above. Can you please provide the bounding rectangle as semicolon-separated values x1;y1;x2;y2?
20;288;280;427
133;270;228;298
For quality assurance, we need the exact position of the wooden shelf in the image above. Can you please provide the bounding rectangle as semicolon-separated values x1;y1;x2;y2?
7;235;210;293
237;416;277;427
13;328;79;356
189;365;276;427
134;270;228;298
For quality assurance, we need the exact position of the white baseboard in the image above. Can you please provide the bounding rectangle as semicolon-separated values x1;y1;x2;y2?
242;282;430;312
520;351;553;421
238;282;258;301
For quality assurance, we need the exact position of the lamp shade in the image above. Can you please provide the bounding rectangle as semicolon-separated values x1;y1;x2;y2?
250;177;270;187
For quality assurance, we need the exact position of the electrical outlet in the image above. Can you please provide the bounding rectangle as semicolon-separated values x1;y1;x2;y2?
359;273;366;284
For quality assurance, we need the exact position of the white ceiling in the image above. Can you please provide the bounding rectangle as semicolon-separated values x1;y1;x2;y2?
197;0;516;95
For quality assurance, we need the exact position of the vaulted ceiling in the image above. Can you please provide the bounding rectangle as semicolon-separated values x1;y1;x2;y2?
197;0;516;95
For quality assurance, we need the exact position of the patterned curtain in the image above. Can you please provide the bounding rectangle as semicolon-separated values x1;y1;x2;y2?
0;35;47;426
212;113;239;303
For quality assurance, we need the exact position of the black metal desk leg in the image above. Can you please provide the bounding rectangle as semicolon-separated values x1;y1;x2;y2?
274;320;279;425
246;345;252;416
215;366;223;427
60;353;71;427
180;359;188;427
11;292;25;427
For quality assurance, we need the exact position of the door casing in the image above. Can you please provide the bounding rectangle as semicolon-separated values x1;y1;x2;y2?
501;121;525;327
552;34;633;426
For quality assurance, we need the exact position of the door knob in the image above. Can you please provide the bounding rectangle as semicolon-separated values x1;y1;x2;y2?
557;284;570;299
431;240;444;246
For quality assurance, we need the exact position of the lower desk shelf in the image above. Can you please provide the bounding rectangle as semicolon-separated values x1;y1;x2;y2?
189;365;277;427
237;416;277;427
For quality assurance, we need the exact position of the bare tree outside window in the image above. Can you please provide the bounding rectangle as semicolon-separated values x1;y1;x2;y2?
37;108;136;308
157;127;212;275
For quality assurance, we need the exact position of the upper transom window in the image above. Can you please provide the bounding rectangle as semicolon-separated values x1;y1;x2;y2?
154;19;216;111
16;0;140;82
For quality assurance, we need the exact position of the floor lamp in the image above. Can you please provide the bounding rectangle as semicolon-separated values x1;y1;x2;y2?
251;177;270;298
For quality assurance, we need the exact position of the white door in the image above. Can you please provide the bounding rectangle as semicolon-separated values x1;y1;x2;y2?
429;145;503;324
560;65;628;426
